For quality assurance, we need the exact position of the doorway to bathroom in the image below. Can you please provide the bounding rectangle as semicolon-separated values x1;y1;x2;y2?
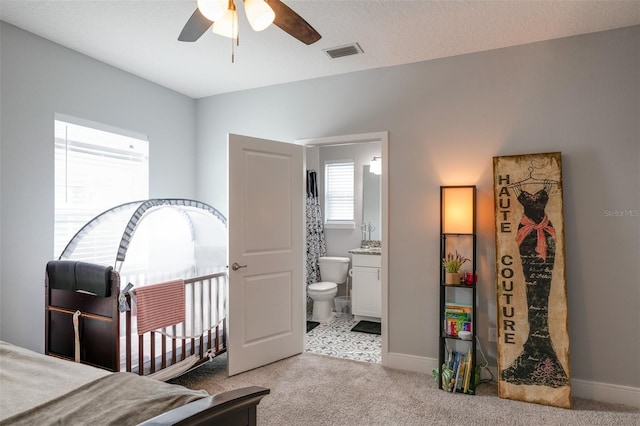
297;132;388;365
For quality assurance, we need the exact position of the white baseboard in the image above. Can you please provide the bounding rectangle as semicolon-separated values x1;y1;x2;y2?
571;378;640;409
382;353;640;408
383;352;438;375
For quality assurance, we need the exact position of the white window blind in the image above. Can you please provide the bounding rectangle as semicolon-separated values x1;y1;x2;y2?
54;119;149;262
324;160;354;225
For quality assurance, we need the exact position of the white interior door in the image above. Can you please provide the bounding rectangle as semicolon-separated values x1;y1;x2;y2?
227;133;304;376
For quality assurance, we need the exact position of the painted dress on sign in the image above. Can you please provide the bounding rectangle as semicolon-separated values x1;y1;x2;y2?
500;181;568;388
493;152;571;409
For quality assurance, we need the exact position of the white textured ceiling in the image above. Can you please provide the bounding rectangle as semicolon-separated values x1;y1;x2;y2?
1;0;639;99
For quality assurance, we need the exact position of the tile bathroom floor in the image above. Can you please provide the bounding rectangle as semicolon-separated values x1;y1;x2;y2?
305;314;382;364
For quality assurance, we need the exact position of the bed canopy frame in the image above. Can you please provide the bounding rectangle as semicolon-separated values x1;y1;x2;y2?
49;198;229;378
59;198;228;283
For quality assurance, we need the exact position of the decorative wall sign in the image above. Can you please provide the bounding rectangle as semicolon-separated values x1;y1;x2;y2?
493;152;571;409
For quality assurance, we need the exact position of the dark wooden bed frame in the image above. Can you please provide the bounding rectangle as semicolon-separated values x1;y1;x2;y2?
139;386;270;426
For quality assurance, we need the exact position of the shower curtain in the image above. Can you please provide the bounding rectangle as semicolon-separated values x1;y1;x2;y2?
306;170;326;285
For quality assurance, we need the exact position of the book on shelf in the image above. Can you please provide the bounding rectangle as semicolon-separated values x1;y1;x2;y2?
442;348;454;391
445;303;472;319
445;319;472;337
444;302;473;337
453;355;462;392
445;302;472;312
456;357;466;392
445;348;474;394
463;347;473;393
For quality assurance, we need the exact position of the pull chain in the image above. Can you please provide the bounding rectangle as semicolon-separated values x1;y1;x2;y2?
231;2;238;63
233;33;239;63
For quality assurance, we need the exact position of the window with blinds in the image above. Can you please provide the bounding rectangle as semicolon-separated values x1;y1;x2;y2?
54;118;149;262
324;160;355;228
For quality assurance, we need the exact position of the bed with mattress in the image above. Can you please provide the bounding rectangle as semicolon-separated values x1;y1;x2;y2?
0;340;268;425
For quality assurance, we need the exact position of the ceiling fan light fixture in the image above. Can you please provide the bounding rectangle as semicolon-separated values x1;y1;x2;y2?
244;0;275;32
197;0;227;21
211;5;239;39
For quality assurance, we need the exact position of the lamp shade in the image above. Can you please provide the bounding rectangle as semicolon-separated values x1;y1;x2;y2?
198;0;227;21
211;6;239;39
442;186;474;234
244;0;275;31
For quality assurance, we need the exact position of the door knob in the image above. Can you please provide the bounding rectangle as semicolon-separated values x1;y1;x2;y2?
231;262;247;271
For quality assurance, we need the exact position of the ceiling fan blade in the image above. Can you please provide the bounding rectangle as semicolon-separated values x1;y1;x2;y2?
178;8;213;42
267;0;321;45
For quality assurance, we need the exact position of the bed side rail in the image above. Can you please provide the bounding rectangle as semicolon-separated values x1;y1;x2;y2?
124;272;228;376
137;386;269;426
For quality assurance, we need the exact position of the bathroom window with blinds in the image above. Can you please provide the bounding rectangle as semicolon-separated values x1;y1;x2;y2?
54;117;149;261
324;160;355;228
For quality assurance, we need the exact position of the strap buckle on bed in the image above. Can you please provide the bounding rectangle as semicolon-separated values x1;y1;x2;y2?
118;283;134;312
72;310;81;363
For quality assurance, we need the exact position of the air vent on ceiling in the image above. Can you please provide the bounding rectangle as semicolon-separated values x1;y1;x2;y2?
323;43;364;59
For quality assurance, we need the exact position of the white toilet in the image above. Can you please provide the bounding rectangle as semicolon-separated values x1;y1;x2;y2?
308;256;350;322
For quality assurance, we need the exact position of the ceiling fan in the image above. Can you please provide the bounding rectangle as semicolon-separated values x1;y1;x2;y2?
178;0;321;45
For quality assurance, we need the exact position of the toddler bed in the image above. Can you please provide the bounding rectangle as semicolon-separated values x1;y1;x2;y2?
48;199;229;379
0;341;268;425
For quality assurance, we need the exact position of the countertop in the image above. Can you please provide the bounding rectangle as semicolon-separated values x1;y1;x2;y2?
348;247;382;255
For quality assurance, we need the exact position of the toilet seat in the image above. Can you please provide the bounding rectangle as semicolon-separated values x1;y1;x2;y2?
308;281;337;291
319;256;350;262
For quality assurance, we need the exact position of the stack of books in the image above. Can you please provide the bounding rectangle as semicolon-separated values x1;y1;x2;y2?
444;302;472;337
443;347;474;394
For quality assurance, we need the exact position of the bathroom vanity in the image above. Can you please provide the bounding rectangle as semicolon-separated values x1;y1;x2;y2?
349;249;382;321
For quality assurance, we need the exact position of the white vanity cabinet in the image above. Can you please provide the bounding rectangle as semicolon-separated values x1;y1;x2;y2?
351;254;381;320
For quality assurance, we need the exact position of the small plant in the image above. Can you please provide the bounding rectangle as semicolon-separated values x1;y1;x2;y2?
442;251;469;273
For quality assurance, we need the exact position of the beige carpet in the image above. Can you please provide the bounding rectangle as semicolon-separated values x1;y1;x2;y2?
170;353;639;426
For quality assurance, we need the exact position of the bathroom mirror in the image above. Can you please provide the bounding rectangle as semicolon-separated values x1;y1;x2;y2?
362;165;381;241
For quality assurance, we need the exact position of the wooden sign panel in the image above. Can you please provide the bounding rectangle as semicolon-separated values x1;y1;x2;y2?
493;152;572;408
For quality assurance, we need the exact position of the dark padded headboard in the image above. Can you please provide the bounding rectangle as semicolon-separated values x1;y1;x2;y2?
46;260;113;297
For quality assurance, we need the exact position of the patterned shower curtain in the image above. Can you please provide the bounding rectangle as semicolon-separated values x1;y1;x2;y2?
306;170;326;285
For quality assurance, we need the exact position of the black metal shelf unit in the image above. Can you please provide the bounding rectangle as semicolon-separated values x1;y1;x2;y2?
438;185;477;394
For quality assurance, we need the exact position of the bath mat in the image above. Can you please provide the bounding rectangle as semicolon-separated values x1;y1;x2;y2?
351;320;381;335
307;321;320;333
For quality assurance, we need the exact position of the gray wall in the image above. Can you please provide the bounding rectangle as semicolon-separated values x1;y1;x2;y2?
0;22;197;351
195;26;640;387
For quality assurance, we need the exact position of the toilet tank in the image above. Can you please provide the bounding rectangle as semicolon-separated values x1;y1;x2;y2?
318;256;350;284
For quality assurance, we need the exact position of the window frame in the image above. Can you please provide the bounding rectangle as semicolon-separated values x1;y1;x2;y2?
323;159;355;229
